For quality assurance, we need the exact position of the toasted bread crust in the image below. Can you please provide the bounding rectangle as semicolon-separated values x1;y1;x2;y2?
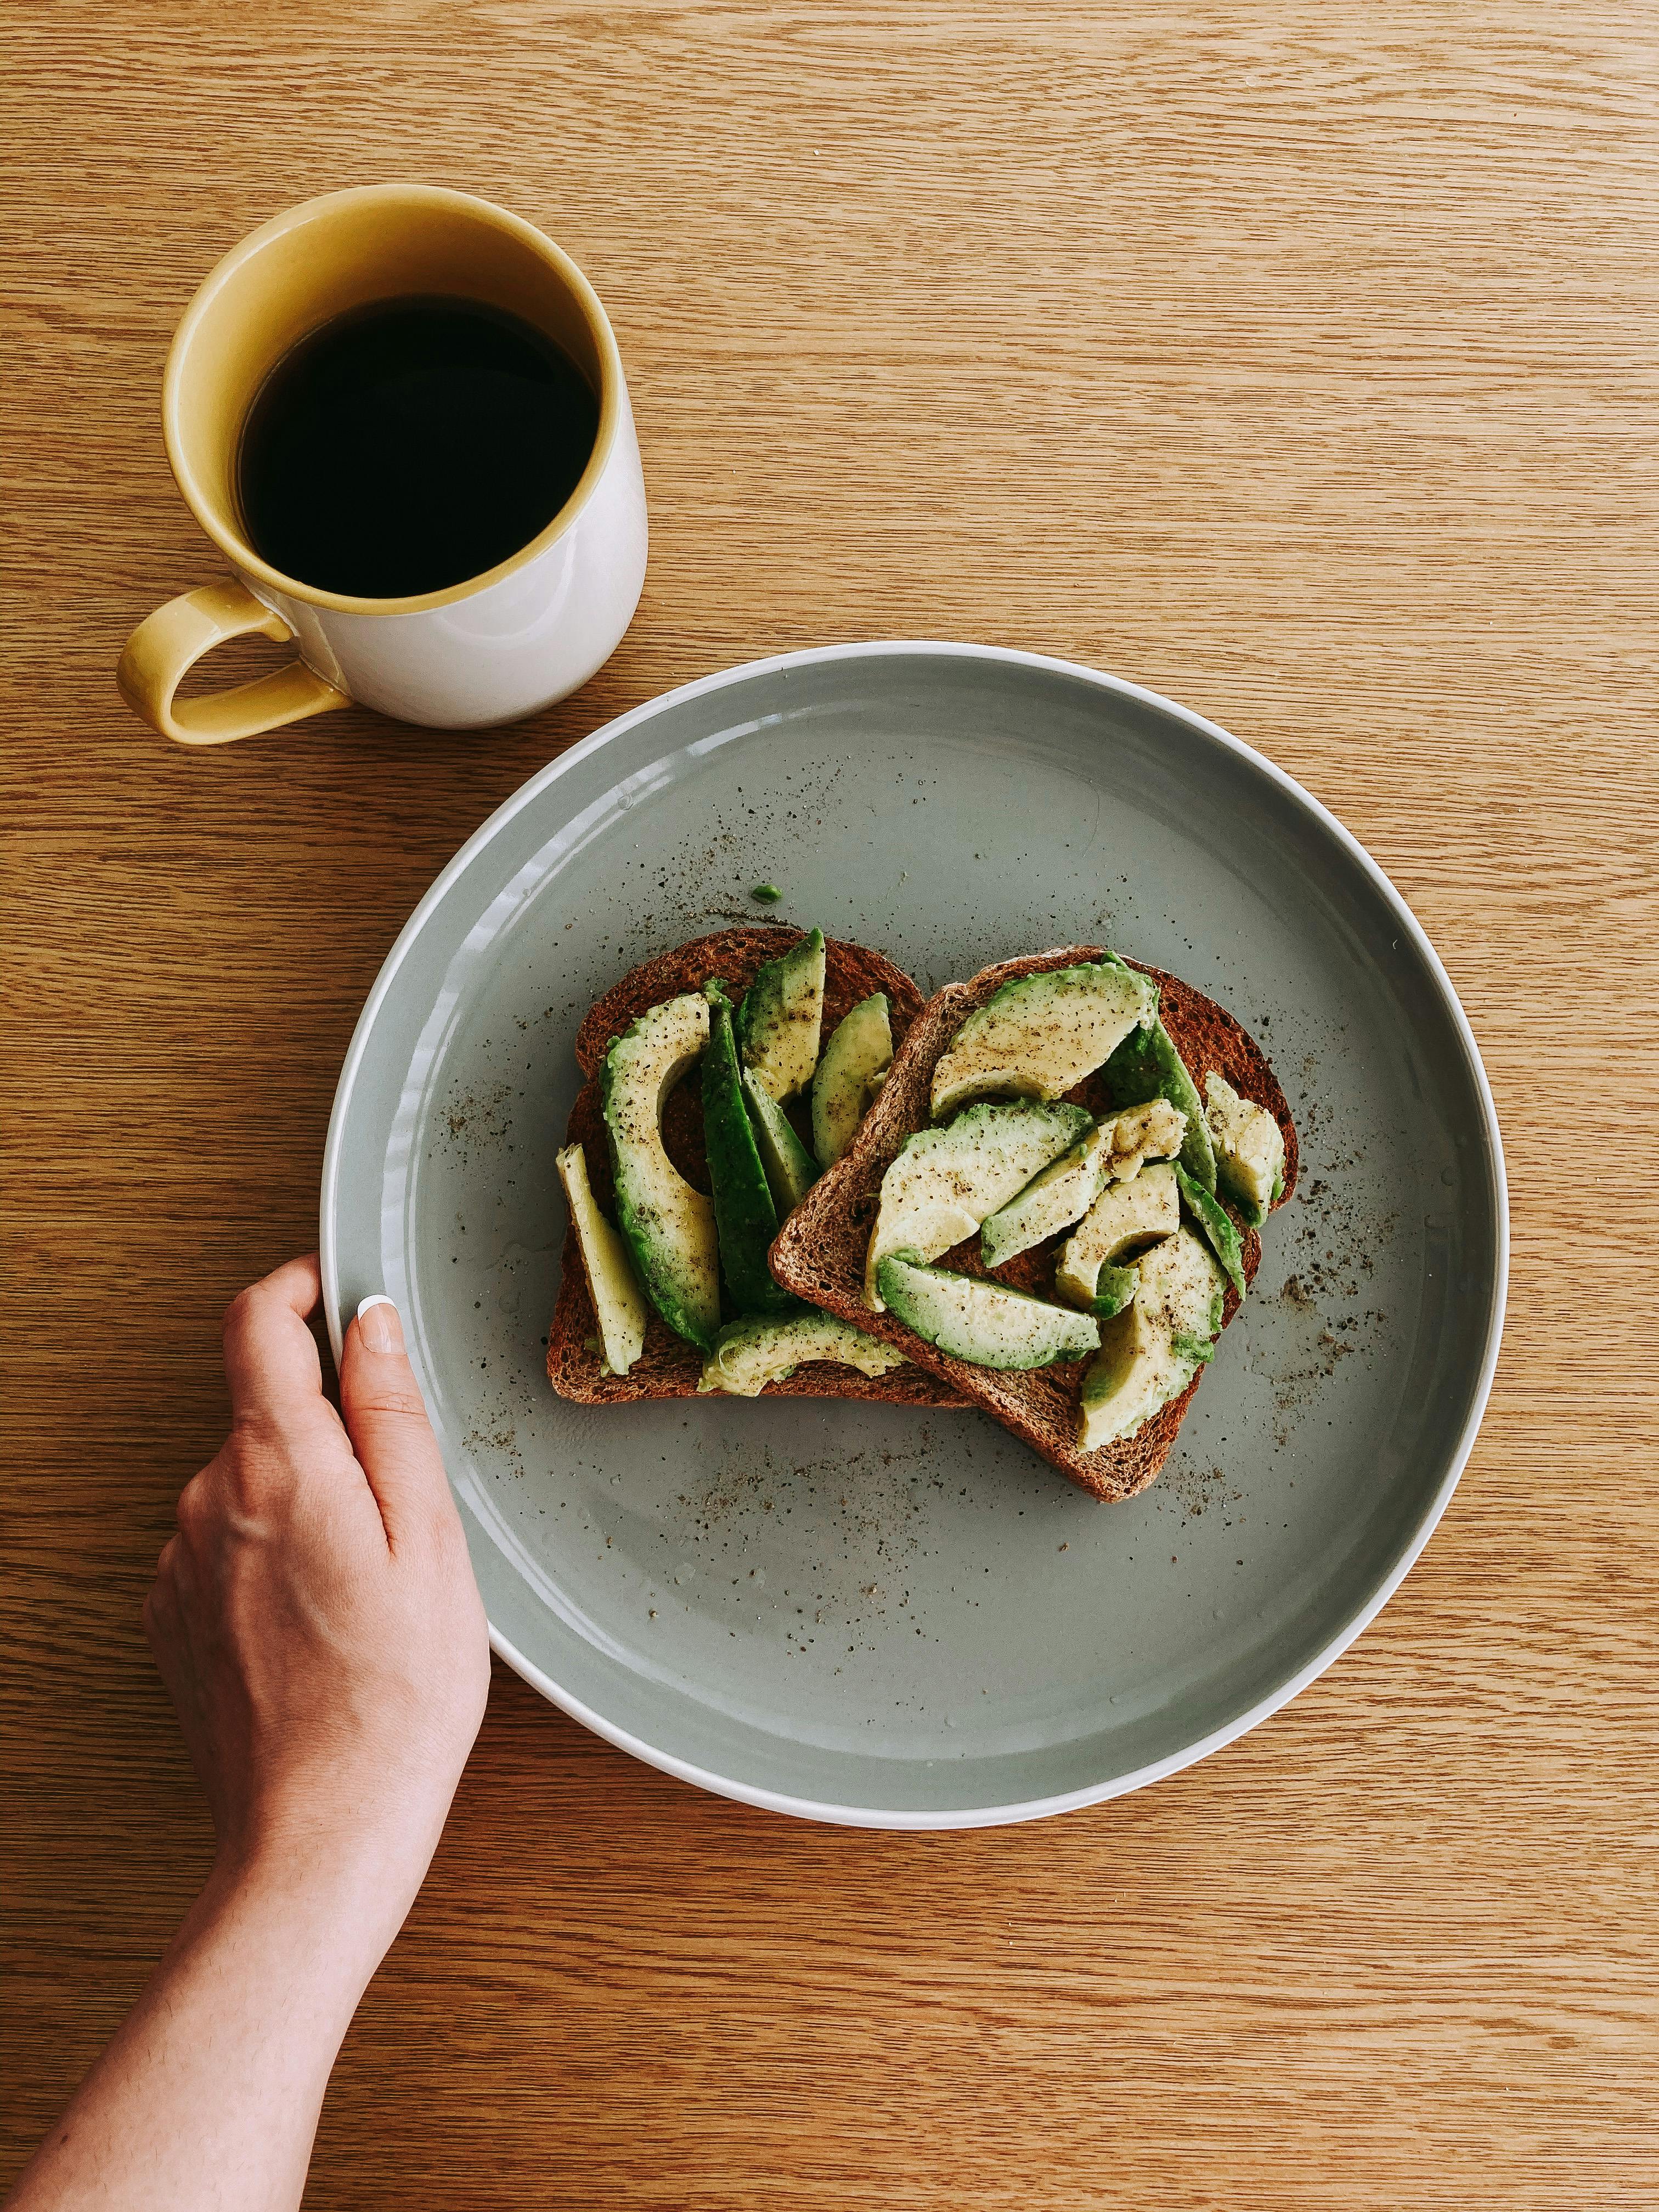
548;927;966;1407
768;947;1299;1499
573;926;930;1081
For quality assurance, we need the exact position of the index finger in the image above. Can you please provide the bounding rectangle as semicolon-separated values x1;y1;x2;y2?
222;1252;327;1427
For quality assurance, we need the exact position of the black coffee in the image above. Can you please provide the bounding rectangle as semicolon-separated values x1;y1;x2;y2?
236;295;600;598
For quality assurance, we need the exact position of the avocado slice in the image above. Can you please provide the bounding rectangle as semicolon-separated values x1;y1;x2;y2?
740;1065;820;1214
555;1141;650;1375
979;1123;1111;1268
811;991;893;1165
1054;1160;1181;1312
1175;1163;1248;1300
1101;1097;1187;1179
929;960;1155;1120
602;994;721;1351
736;928;826;1102
698;1310;907;1396
977;1092;1192;1271
877;1252;1101;1369
1101;1015;1218;1190
865;1098;1093;1309
1088;1263;1141;1322
702;987;795;1317
1077;1227;1225;1450
1203;1070;1286;1224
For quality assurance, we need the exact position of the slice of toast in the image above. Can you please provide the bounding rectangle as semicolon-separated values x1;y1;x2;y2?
548;927;966;1407
768;947;1300;1499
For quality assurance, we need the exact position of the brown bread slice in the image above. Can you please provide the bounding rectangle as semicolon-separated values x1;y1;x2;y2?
768;947;1300;1499
574;925;927;1080
549;927;966;1407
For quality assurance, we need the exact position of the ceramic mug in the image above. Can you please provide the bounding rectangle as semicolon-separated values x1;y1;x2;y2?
118;184;648;744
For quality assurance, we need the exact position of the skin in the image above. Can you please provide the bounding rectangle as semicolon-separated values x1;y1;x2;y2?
7;1255;490;2212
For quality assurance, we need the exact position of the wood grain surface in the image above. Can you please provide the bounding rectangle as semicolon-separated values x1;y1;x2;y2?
4;5;1657;2205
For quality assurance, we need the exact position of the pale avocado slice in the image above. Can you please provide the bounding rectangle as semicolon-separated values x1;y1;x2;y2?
702;986;795;1317
698;1310;907;1396
555;1141;650;1375
1101;1015;1217;1190
811;991;893;1165
978;1100;1186;1284
979;1122;1112;1268
736;928;826;1102
865;1098;1092;1309
1203;1070;1286;1224
1175;1163;1248;1300
740;1065;820;1214
928;960;1155;1120
1077;1227;1224;1450
1101;1097;1188;1180
1089;1263;1141;1321
602;994;720;1351
1054;1160;1180;1312
877;1252;1100;1369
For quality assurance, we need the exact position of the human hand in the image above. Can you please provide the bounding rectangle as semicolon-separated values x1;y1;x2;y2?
145;1255;489;1937
6;1259;490;2212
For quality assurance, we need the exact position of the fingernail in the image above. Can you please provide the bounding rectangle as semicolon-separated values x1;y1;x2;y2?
356;1294;403;1355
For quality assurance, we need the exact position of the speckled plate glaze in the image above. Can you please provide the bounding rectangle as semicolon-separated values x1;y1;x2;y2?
321;643;1506;1828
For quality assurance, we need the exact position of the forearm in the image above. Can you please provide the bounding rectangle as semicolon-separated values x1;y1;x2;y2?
10;1263;487;2211
8;1844;410;2212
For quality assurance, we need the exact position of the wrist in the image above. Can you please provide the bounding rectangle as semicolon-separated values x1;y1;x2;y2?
204;1814;435;1984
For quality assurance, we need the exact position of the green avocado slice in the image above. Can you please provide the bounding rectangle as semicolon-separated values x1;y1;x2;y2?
978;1123;1112;1269
741;1065;820;1214
736;928;826;1102
1174;1164;1248;1300
812;992;893;1165
601;993;720;1351
865;1098;1093;1308
698;1311;907;1396
556;1141;650;1376
1220;1158;1284;1231
876;1252;1100;1369
1203;1070;1286;1222
1076;1228;1224;1451
1218;1155;1287;1229
928;960;1155;1120
702;987;795;1316
1090;1262;1141;1320
1101;1016;1218;1190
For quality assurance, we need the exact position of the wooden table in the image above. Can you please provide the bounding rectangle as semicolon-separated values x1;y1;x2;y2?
5;7;1656;2205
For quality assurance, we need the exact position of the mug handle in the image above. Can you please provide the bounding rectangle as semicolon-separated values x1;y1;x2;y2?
117;578;352;747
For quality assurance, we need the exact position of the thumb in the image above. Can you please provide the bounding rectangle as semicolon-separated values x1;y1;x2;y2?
339;1296;454;1544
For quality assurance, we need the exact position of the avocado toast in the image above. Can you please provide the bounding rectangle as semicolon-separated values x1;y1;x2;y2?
768;946;1298;1500
548;926;965;1407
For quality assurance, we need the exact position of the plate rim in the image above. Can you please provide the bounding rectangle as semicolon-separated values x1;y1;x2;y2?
320;638;1510;1829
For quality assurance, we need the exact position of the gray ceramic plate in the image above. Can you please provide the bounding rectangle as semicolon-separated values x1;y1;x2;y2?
321;643;1506;1827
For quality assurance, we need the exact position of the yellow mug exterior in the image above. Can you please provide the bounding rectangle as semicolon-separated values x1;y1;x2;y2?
117;578;349;746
